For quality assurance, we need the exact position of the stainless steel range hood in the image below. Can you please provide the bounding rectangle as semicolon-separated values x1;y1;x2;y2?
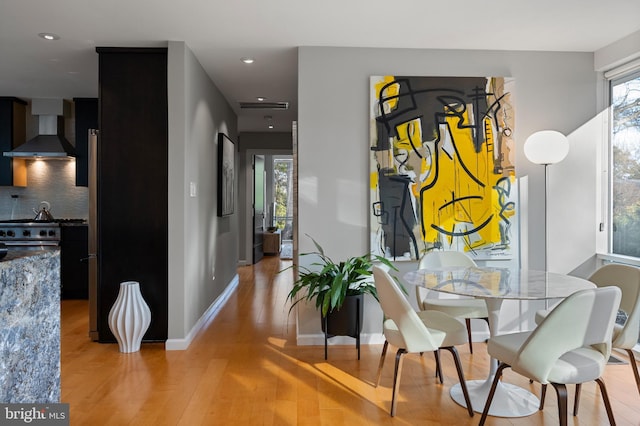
3;99;76;159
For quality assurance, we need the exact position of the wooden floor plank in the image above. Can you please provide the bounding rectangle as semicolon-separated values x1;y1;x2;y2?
61;255;640;425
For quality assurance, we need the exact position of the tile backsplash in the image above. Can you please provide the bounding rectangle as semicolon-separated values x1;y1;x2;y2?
0;159;88;220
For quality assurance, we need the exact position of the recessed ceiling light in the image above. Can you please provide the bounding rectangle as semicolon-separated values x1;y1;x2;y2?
38;32;60;41
241;57;254;64
268;124;274;129
257;97;266;102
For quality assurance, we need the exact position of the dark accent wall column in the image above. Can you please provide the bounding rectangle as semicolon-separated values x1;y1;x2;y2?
96;47;168;342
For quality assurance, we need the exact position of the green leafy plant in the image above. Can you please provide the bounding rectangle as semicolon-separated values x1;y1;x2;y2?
283;235;398;317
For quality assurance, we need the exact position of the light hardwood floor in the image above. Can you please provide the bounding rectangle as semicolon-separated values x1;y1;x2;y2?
61;256;640;425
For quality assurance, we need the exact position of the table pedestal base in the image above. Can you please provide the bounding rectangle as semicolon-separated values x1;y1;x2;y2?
450;379;539;417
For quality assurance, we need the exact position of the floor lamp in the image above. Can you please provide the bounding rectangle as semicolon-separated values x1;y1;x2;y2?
523;130;570;272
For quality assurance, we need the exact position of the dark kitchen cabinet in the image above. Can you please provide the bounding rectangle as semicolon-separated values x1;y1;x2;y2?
73;98;98;187
61;225;89;299
0;97;27;186
96;47;168;343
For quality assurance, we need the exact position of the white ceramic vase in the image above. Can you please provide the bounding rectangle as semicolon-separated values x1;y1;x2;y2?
108;281;151;353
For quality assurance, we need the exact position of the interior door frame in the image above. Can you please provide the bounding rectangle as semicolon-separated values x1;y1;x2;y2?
253;155;265;264
242;148;293;265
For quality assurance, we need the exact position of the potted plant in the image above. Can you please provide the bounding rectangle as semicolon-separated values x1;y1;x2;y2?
283;235;397;359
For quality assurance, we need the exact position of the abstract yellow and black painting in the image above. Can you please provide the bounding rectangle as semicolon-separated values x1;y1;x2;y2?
370;76;517;261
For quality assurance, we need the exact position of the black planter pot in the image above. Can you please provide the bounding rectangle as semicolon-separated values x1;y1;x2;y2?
320;293;363;360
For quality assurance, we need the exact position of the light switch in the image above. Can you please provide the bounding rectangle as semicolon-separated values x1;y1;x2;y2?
189;182;197;197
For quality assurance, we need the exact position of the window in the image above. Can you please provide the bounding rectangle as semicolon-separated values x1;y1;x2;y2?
611;69;640;257
608;62;640;350
272;157;293;240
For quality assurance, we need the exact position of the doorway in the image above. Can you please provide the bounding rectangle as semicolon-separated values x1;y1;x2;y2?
243;151;294;265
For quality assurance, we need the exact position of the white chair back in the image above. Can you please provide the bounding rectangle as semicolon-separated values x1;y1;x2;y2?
416;250;477;306
373;266;440;352
515;287;622;382
418;250;477;269
588;263;640;349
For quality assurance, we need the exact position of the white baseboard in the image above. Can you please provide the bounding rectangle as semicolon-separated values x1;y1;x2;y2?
296;333;386;346
296;331;490;346
165;274;239;351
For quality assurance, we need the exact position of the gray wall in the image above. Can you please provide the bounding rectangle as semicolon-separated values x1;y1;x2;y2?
167;41;238;342
296;46;600;341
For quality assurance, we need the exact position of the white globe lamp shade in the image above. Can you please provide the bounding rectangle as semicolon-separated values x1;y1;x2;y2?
523;130;569;165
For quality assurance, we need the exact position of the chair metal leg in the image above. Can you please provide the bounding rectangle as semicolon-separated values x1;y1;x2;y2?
390;348;407;417
626;348;640;396
465;318;473;354
573;383;581;416
595;377;617;426
551;383;568;426
410;349;442;387
539;384;547;410
479;362;509;425
375;340;389;387
442;346;474;417
434;349;443;383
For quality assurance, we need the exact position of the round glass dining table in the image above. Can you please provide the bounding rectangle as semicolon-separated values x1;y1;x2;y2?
403;266;596;418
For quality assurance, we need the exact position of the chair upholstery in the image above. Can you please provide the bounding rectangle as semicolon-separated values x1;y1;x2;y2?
373;266;474;417
415;250;489;353
535;263;640;397
479;287;622;426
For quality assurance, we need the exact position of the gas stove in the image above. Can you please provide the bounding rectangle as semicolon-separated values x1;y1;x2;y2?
0;219;86;248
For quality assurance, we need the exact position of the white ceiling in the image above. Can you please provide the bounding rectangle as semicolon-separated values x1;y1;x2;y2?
1;0;639;133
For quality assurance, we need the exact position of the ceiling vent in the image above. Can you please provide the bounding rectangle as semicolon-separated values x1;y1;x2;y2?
239;101;289;110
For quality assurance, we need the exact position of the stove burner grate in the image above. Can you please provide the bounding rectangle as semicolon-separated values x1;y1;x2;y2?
0;218;86;224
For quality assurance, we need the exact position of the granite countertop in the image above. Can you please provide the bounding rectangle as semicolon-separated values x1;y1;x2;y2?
0;248;61;403
0;249;60;264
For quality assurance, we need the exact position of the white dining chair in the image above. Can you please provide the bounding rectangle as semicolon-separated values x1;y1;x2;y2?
479;286;622;426
535;263;640;413
415;250;489;354
373;265;474;417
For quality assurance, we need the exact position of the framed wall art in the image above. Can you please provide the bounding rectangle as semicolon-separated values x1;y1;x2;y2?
217;133;235;217
369;76;517;261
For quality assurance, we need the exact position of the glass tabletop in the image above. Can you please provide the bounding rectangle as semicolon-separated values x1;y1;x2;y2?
403;266;595;300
